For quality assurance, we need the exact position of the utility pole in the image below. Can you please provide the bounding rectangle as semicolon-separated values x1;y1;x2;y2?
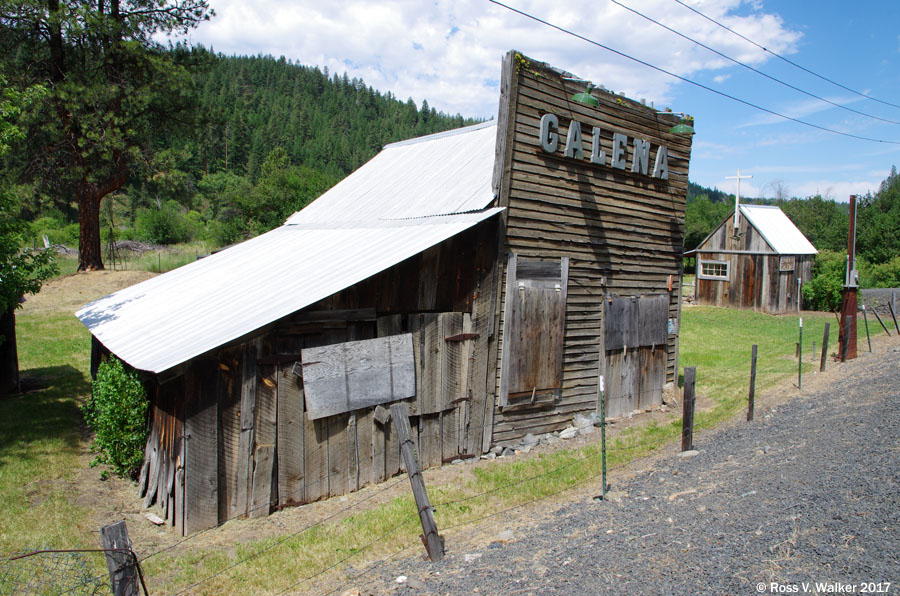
839;195;858;360
726;169;753;243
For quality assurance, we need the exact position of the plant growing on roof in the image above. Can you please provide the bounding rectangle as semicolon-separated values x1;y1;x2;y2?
82;357;149;480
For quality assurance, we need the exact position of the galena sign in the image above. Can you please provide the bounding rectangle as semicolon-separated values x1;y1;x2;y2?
538;113;669;180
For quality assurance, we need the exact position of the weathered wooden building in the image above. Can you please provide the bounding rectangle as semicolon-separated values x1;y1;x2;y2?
687;204;816;313
78;51;693;534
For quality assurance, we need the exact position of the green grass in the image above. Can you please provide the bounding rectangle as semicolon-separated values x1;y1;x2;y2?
4;296;885;594
0;311;93;553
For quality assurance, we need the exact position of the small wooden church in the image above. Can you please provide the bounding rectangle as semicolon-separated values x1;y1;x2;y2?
687;204;816;313
77;50;694;534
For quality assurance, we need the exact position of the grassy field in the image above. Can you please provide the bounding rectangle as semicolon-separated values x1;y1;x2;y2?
52;241;213;277
3;280;887;594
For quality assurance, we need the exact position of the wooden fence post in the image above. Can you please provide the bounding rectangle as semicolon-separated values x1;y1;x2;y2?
100;521;140;596
390;402;444;562
862;306;872;352
872;307;891;336
747;345;757;422
820;323;830;372
889;300;900;334
681;367;696;451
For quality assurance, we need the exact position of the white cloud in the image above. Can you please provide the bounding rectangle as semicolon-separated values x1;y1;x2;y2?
172;0;802;118
713;74;731;83
791;179;880;201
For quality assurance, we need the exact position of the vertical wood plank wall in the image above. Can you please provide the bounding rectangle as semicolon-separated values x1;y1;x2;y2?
146;219;499;534
490;51;692;443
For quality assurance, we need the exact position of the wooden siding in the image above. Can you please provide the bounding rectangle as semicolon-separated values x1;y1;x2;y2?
490;51;692;443
142;219;499;534
695;210;815;313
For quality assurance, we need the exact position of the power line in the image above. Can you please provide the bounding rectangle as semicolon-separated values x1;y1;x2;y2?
486;0;900;145
671;0;900;111
610;0;900;126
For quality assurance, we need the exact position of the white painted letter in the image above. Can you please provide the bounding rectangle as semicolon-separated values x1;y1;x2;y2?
611;133;627;170
652;146;669;180
590;127;606;166
564;120;583;159
539;113;559;153
631;139;650;174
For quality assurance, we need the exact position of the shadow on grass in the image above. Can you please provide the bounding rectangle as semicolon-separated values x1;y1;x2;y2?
0;364;89;458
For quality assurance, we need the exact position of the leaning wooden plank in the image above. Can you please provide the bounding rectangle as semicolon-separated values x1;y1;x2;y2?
390;402;444;562
175;436;185;536
249;445;275;519
184;362;219;534
141;409;161;507
277;365;305;507
301;334;415;420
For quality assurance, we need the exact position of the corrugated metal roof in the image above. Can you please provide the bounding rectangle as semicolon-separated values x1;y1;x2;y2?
740;205;818;255
286;121;497;224
77;121;501;374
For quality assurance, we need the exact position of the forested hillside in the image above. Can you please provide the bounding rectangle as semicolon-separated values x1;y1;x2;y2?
13;50;479;248
190;53;475;180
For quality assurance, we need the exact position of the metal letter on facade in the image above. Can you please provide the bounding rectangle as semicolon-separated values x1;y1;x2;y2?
611;133;628;170
539;113;559;153
564;120;584;159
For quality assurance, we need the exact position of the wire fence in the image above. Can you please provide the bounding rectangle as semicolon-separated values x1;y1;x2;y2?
7;320;869;595
0;547;147;596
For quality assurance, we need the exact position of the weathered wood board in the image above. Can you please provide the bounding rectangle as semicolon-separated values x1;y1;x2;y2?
277;365;305;507
184;362;218;534
301;334;415;420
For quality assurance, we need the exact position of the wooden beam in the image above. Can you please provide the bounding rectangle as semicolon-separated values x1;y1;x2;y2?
390;402;444;562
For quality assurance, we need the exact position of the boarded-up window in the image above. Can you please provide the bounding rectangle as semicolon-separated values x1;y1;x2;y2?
499;254;569;406
604;295;669;351
699;259;729;280
300;334;415;420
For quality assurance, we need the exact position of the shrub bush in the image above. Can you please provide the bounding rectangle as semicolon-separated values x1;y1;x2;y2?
802;250;846;312
861;256;900;288
135;200;194;245
82;357;149;479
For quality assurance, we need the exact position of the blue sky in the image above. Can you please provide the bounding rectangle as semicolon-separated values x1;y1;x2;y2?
175;0;900;201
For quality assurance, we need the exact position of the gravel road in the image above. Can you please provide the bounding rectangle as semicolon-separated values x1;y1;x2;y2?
358;343;900;596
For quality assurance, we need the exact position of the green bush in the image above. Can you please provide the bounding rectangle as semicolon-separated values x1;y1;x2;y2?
82;357;149;479
802;250;846;312
135;200;194;245
861;256;900;288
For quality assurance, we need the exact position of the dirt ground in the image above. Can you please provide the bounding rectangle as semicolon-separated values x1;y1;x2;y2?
21;270;899;593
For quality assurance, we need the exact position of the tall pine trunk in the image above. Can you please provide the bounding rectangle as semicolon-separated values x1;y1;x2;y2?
77;188;105;271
